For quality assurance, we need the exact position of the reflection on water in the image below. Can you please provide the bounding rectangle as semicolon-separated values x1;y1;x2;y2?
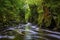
24;23;39;40
0;35;14;39
0;22;60;40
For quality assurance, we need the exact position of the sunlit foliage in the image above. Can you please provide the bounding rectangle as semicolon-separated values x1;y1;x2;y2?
0;0;60;30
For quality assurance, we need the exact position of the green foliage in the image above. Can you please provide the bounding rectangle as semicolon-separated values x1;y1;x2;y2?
0;0;60;30
24;0;43;24
0;0;25;27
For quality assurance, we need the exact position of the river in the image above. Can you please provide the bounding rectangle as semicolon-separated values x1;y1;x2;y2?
0;22;60;40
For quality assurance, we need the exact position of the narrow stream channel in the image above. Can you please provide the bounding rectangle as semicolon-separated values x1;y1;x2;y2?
0;22;60;40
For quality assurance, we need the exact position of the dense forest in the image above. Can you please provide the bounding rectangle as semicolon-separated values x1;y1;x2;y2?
0;0;60;40
0;0;60;32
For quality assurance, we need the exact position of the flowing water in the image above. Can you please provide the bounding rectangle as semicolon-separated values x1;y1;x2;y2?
0;22;60;40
